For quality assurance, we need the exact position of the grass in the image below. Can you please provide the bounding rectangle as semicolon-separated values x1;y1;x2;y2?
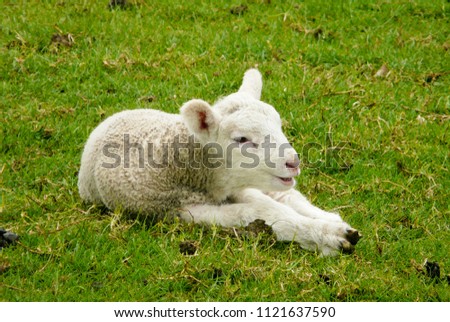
1;0;449;301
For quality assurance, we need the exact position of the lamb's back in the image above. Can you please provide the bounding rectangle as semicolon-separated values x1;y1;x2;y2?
79;109;210;215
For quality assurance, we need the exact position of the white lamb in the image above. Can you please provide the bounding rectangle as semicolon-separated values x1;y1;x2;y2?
78;69;361;256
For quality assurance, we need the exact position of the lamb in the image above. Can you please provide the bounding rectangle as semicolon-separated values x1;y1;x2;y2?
78;69;361;256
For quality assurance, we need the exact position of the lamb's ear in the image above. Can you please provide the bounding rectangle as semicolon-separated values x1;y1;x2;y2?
238;68;262;100
181;99;220;141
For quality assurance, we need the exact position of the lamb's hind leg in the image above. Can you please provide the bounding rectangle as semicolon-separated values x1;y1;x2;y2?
180;189;359;256
266;189;361;246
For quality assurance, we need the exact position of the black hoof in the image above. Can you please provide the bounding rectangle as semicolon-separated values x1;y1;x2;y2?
341;240;355;254
346;229;362;246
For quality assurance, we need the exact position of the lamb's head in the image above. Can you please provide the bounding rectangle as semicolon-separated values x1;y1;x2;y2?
181;69;300;193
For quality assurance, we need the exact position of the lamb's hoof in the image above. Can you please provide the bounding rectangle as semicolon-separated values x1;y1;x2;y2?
340;229;361;254
341;240;355;254
346;228;362;246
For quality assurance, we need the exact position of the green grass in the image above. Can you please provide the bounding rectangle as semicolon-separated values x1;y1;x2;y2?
1;0;449;301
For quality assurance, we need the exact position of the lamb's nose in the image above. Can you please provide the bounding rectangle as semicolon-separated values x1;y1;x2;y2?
286;154;300;169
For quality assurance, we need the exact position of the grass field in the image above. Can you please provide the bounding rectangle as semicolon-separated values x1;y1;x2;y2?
1;0;449;301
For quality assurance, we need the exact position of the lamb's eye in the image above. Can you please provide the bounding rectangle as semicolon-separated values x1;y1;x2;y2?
234;137;250;144
233;137;258;148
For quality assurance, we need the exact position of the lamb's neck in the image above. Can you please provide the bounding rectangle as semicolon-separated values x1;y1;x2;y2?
206;167;249;203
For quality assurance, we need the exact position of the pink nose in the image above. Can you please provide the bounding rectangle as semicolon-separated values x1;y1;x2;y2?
286;154;300;169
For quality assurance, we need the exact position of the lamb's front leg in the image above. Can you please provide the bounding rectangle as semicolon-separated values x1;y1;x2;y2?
266;189;361;245
267;189;344;222
180;189;359;256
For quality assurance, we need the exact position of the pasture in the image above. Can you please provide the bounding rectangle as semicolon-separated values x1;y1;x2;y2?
1;0;449;301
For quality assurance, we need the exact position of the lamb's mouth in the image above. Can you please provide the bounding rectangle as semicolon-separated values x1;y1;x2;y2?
276;176;295;185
